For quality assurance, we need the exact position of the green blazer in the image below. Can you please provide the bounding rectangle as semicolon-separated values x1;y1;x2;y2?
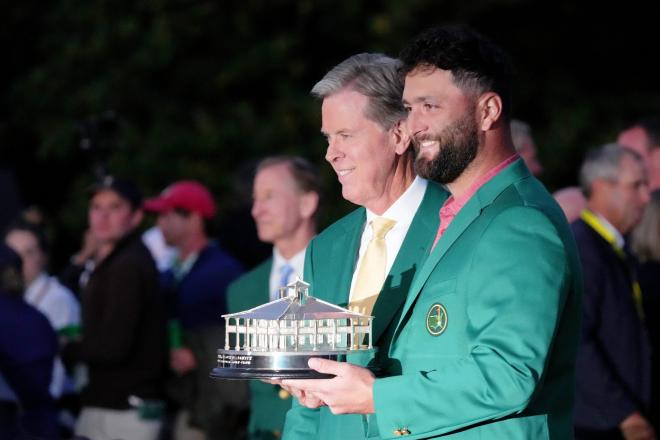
283;181;449;440
372;159;583;439
227;258;293;440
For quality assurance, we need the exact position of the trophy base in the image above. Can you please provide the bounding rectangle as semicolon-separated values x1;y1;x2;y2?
210;367;334;380
210;348;373;380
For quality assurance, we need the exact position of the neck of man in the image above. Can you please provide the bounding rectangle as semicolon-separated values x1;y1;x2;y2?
275;223;316;260
25;271;45;287
586;200;625;235
367;155;416;216
445;136;516;200
95;241;117;264
178;233;209;261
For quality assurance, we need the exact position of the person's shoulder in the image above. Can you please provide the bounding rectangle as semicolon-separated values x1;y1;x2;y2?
201;242;243;270
313;207;364;245
0;296;57;351
227;258;271;312
116;234;157;266
228;258;271;293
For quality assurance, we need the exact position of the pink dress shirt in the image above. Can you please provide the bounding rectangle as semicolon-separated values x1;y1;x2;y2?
431;154;520;250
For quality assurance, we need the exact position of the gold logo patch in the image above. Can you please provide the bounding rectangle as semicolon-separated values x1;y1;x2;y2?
426;303;448;336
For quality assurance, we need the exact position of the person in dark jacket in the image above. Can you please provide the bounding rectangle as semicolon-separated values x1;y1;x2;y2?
64;176;168;440
0;243;59;439
572;144;653;440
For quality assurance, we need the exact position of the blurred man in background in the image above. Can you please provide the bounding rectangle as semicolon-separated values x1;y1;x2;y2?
227;155;321;439
144;180;246;440
572;144;653;439
64;176;168;440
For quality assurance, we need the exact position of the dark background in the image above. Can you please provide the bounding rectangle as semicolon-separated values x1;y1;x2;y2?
2;0;659;269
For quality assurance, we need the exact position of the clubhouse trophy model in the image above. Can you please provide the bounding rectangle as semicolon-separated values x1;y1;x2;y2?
210;278;374;379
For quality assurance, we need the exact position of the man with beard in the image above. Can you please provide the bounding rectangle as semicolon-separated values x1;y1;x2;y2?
281;53;448;439
283;25;582;439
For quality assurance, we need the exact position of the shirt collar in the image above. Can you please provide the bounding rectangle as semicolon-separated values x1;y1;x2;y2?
273;247;306;271
441;154;519;216
25;272;49;300
365;176;428;225
593;211;626;249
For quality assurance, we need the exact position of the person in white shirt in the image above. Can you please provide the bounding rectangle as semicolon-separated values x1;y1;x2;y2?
4;218;82;435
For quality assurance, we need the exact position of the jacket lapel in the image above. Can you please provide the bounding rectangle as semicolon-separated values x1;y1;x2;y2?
371;182;446;344
325;209;366;307
395;159;531;335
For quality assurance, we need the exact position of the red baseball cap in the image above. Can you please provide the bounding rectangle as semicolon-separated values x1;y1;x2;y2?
143;180;216;219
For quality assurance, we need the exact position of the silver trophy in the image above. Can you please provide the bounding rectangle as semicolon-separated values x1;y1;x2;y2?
210;278;374;379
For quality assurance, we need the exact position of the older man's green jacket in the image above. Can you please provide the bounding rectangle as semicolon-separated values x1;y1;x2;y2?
283;180;447;439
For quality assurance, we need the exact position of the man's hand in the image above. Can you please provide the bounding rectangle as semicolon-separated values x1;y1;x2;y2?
282;358;375;414
170;347;197;375
620;411;656;440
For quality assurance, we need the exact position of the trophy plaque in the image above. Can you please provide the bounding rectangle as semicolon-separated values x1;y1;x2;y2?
210;278;374;379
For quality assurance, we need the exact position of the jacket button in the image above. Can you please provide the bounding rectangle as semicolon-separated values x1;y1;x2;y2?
278;389;290;400
400;428;411;435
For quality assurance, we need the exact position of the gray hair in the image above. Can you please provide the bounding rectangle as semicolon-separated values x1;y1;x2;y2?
311;53;406;130
510;119;532;153
579;143;643;198
632;190;660;261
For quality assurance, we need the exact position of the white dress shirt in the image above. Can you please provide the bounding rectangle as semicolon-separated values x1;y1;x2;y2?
350;176;428;293
269;247;307;301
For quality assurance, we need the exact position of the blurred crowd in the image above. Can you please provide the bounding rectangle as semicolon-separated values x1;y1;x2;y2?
1;55;660;440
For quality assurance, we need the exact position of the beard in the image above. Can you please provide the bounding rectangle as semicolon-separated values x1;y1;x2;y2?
413;112;479;184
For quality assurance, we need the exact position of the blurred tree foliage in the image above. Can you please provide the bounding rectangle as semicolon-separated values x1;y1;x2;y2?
1;0;659;268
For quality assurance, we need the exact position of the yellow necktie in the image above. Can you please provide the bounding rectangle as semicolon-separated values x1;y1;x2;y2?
349;217;397;316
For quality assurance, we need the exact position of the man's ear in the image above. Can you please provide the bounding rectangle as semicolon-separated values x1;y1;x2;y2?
391;120;411;155
477;92;503;131
300;192;319;220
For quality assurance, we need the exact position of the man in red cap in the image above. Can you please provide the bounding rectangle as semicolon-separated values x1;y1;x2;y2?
144;180;247;440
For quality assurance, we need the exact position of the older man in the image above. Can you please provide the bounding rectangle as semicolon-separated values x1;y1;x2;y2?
281;53;448;439
285;25;582;439
572;144;653;440
227;156;321;440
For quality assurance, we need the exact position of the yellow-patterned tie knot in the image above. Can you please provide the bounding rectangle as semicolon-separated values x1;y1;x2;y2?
349;216;397;316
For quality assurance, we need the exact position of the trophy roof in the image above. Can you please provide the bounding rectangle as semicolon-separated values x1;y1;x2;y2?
223;295;371;321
